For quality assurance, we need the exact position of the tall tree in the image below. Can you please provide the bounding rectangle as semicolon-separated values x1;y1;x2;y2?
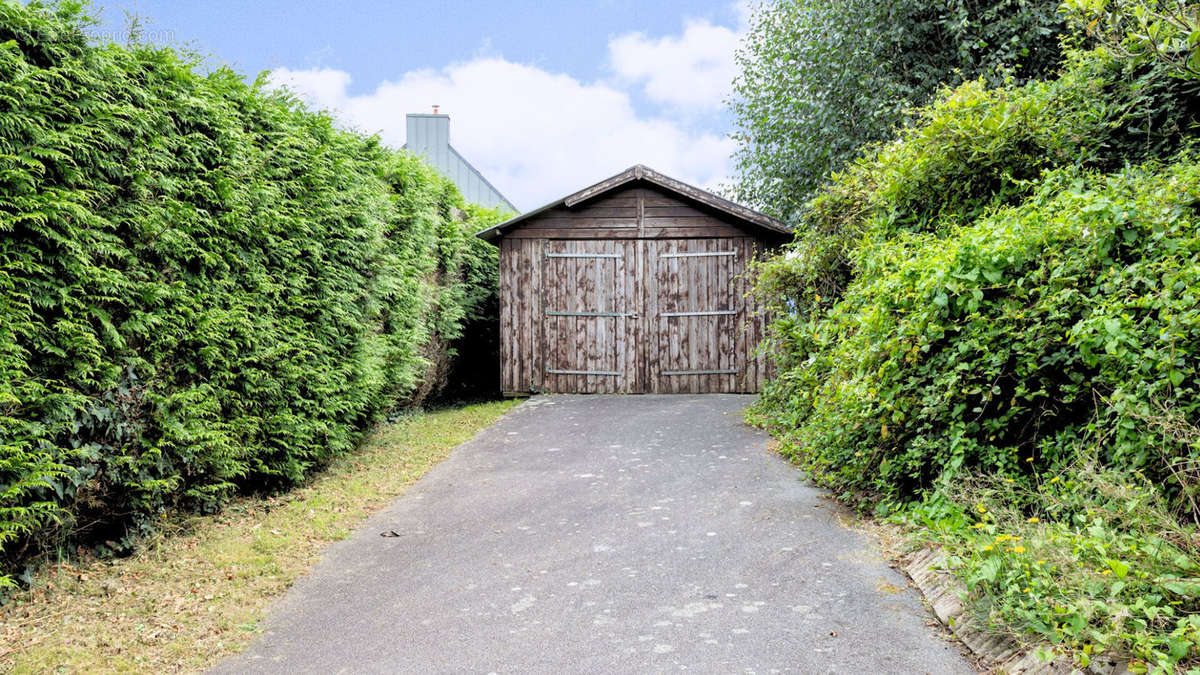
730;0;1066;221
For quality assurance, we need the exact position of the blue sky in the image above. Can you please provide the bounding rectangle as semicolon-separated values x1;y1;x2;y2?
89;1;751;210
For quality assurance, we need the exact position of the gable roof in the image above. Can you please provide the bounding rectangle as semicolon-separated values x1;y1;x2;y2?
474;165;791;244
404;113;518;213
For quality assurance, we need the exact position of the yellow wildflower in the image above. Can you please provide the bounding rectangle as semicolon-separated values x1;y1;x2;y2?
1027;517;1040;523
1049;477;1060;484
1011;545;1026;554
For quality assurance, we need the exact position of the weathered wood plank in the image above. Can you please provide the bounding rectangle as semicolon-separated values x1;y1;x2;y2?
701;240;715;393
577;193;639;209
643;205;709;218
521;216;639;229
719;240;733;392
641;239;654;392
585;247;598;392
737;238;751;392
641;224;748;238
499;239;513;392
641;216;742;228
687;241;700;393
667;242;681;394
529;239;542;392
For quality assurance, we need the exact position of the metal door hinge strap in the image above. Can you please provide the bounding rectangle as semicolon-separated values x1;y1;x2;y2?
659;251;737;258
660;310;737;317
662;369;738;376
545;311;634;317
546;369;620;376
546;252;622;259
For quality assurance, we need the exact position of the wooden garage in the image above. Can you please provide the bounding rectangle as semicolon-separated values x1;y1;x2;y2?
476;165;791;395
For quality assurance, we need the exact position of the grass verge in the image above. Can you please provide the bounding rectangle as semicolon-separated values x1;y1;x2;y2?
898;463;1200;673
0;399;519;673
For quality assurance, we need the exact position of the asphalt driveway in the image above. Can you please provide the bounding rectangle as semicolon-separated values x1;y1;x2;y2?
215;395;972;674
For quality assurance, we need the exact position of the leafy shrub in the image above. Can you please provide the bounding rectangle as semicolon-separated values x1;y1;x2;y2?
906;463;1200;671
0;2;501;584
753;158;1200;505
742;3;1200;667
1065;0;1200;80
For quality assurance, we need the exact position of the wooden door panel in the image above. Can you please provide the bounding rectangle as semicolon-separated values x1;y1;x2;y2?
541;240;635;393
647;238;746;393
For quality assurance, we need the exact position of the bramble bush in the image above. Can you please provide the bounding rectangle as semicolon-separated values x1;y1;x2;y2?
0;2;504;585
754;158;1200;503
749;44;1200;502
744;13;1200;669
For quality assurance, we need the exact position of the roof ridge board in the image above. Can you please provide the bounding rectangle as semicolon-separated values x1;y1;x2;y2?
474;164;792;242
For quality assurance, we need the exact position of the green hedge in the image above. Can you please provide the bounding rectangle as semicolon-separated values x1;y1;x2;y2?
749;45;1200;508
0;2;502;583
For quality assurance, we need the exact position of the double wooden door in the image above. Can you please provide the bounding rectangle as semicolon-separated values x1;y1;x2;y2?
539;238;760;393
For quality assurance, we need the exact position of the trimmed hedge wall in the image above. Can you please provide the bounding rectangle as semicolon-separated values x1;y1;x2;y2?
0;2;502;583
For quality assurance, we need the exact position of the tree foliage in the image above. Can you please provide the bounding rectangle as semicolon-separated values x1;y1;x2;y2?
741;1;1200;667
748;41;1200;510
730;0;1067;220
0;1;502;584
1067;0;1200;78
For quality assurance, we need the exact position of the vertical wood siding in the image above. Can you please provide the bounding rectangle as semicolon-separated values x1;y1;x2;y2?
498;185;775;395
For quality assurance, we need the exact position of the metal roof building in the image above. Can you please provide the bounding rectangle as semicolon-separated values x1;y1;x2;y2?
403;112;517;213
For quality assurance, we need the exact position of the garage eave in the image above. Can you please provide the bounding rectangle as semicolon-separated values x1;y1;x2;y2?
474;164;792;245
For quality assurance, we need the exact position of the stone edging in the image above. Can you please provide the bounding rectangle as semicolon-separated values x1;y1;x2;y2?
902;548;1130;674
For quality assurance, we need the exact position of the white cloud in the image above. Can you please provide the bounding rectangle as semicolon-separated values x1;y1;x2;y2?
608;18;742;110
268;67;351;111
267;16;746;211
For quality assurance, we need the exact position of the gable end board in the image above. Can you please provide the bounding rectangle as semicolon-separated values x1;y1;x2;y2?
475;165;791;244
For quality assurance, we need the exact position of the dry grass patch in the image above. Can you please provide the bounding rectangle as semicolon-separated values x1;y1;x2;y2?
0;400;519;673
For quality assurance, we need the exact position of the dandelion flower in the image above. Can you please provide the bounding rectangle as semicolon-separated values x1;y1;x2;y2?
1027;517;1040;523
1048;477;1060;484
